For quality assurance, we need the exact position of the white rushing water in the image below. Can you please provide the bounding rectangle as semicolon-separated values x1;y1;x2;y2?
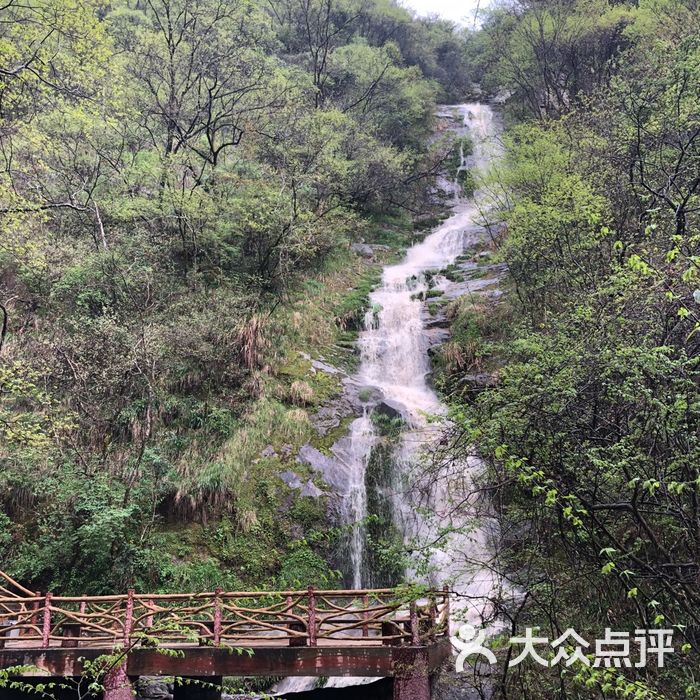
358;104;497;418
273;104;502;697
344;102;503;631
345;408;377;588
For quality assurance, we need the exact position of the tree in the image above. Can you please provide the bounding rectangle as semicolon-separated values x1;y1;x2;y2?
113;0;277;172
482;0;635;118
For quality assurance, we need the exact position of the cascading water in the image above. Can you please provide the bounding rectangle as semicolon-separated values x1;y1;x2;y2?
345;408;376;588
344;103;502;618
455;139;470;196
273;104;501;697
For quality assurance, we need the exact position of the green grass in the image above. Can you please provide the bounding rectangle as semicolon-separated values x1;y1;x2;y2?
442;264;465;282
425;289;445;299
370;411;404;439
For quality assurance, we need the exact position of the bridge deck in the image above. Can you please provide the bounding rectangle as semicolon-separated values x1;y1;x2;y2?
0;640;453;679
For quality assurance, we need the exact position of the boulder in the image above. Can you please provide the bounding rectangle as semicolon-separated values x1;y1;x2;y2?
311;404;343;436
297;444;346;492
351;243;374;258
136;677;172;700
374;399;408;421
460;373;498;391
355;384;383;404
279;470;303;489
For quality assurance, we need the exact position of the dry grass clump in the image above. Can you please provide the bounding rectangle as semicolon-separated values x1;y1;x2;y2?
237;314;268;370
289;379;314;405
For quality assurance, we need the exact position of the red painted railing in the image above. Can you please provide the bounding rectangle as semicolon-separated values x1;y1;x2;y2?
0;571;449;651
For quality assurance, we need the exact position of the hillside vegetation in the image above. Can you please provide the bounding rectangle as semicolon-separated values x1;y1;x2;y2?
0;0;474;594
435;1;700;697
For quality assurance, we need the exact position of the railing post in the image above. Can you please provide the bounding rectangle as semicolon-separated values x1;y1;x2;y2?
362;594;369;638
442;585;450;634
103;590;134;700
409;600;419;646
30;592;41;630
213;587;222;645
123;589;134;646
145;599;154;629
41;592;52;648
307;586;317;647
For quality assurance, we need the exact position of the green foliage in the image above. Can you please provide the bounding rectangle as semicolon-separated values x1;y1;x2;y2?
277;546;335;588
441;263;465;282
364;444;404;586
447;6;700;696
333;267;382;330
480;0;637;118
370;411;404;439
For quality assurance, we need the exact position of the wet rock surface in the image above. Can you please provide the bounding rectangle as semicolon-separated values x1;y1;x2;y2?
136;678;173;700
297;444;347;492
373;398;409;420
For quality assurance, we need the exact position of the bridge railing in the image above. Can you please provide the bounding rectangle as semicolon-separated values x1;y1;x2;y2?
0;587;449;650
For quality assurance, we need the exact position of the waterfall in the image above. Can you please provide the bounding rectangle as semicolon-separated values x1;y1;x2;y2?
273;104;502;698
342;103;502;618
345;409;376;588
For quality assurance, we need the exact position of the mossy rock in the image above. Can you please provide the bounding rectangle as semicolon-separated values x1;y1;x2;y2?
333;267;382;331
425;289;444;299
311;414;355;455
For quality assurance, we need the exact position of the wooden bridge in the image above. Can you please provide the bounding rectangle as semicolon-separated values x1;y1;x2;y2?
0;571;452;700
